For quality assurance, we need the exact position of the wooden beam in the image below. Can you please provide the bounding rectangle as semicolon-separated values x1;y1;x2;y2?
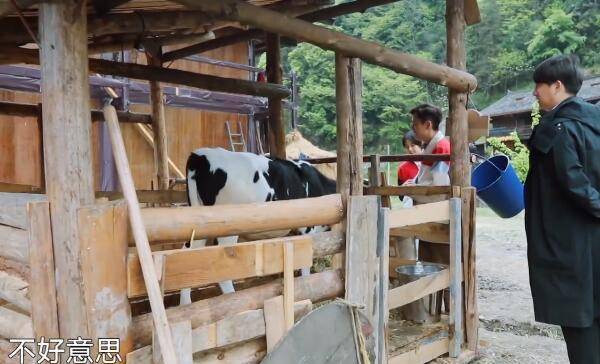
365;185;451;197
302;153;450;165
388;269;450;310
162;0;400;62
1;49;291;99
39;0;95;337
389;337;449;364
173;0;477;92
27;202;59;339
131;269;344;346
388;200;450;229
447;0;471;187
283;241;295;330
266;32;286;159
0;224;29;264
103;104;177;364
88;31;216;56
390;222;450;244
148;52;171;190
78;201;134;360
127;236;313;297
336;54;363;208
141;194;344;242
0;101;152;124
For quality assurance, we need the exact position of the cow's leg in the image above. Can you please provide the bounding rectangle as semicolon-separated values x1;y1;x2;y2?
179;238;207;305
216;235;238;294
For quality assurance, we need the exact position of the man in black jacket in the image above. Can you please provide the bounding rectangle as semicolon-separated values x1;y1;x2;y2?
525;54;600;363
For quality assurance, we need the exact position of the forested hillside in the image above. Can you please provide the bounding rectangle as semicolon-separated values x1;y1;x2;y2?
274;0;599;153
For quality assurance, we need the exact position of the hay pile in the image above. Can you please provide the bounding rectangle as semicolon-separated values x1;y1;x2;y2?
285;130;337;181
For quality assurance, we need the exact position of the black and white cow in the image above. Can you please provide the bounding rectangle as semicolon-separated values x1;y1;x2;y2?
181;147;336;303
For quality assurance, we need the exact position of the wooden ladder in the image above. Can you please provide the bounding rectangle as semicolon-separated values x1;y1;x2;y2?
104;104;188;364
226;120;247;152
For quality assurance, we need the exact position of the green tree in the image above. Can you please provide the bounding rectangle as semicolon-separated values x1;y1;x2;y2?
527;7;587;62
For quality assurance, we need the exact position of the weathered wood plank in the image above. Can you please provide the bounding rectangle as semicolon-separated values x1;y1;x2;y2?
364;186;451;197
153;320;193;364
78;201;133;359
127;237;313;297
388;269;450;310
389;337;449;364
26;201;59;339
388;200;450;229
389;223;450;244
264;296;285;353
0;193;47;230
463;188;478;351
0;306;33;338
0;225;29;264
449;197;463;357
0;271;30;314
283;241;295;331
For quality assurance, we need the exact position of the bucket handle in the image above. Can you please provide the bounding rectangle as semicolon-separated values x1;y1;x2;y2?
472;153;505;174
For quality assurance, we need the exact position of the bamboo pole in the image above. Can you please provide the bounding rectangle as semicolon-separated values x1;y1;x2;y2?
172;0;477;92
103;104;177;364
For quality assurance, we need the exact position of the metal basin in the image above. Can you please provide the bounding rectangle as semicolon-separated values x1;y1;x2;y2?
395;262;447;280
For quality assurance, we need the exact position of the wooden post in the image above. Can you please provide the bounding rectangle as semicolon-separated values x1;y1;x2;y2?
462;187;478;351
148;51;170;190
345;196;384;363
283;241;295;330
446;0;470;187
39;0;95;337
335;54;363;208
266;32;286;159
448;197;463;357
78;200;133;360
36;103;45;192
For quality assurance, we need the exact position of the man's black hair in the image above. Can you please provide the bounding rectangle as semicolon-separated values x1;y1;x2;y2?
410;104;443;130
533;54;584;95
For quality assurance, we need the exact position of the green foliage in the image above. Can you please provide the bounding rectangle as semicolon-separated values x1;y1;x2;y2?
486;102;543;182
282;0;599;153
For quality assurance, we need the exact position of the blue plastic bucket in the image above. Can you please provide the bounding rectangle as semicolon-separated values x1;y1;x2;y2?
471;155;524;218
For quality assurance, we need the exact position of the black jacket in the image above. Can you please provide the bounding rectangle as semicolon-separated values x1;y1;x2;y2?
525;96;600;327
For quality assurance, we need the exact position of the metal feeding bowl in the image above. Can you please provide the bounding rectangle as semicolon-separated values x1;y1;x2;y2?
395;262;447;280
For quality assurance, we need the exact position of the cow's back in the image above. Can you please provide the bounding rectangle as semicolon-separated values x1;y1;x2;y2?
186;148;274;206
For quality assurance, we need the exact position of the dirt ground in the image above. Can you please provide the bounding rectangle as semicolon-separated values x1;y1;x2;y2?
470;208;568;363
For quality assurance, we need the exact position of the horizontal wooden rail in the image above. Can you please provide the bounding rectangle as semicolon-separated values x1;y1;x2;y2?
0;192;47;229
141;194;344;242
389;336;450;364
127;300;313;362
128;236;313;297
0;225;29;264
299;154;450;165
390;223;450;244
128;231;343;297
388;200;450;229
0;101;153;124
98;190;188;204
388;269;450;310
365;186;451;196
131;269;344;346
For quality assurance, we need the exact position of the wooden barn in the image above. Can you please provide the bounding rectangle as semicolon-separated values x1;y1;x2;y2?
0;1;483;363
